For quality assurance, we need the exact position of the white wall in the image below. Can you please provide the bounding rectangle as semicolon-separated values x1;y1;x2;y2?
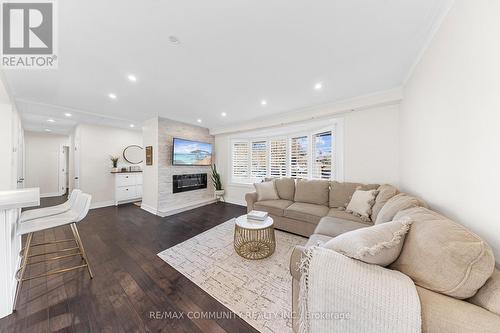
0;75;22;191
344;105;399;185
76;124;143;208
215;103;400;205
24;131;69;197
400;0;500;259
0;104;14;190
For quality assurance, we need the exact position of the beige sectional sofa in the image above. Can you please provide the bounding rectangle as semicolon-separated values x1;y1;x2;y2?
245;178;500;332
245;178;380;237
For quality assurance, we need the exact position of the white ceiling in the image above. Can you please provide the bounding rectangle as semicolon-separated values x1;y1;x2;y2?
2;0;451;134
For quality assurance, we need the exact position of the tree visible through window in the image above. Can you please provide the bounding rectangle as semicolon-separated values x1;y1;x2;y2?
251;141;267;178
290;136;308;178
312;131;332;179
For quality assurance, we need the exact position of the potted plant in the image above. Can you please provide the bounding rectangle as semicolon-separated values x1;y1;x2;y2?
110;155;120;172
211;164;224;201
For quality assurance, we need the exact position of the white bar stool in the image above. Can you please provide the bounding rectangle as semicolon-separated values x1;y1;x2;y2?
14;193;93;310
19;189;81;223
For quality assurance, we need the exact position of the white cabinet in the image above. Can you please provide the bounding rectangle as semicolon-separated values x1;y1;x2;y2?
113;172;143;205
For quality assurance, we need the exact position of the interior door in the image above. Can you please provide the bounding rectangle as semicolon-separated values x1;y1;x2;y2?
74;138;80;189
59;146;69;194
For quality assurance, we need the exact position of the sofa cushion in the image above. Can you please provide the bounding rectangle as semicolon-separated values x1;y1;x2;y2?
375;193;426;224
314;216;371;238
294;179;330;205
469;269;500;316
346;189;379;220
417;285;500;333
391;207;495;299
327;208;366;223
274;177;296;201
254;181;279;201
371;184;398;222
322;218;412;266
284;202;329;224
253;199;293;217
329;181;379;208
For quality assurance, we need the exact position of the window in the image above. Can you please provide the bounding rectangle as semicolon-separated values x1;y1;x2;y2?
251;141;267;178
290;136;309;179
230;122;341;183
269;139;287;177
232;141;249;179
312;131;332;179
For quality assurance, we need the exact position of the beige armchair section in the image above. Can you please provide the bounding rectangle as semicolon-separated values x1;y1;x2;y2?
245;192;258;212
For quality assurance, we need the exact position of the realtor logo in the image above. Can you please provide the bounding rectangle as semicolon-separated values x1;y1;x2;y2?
1;0;57;68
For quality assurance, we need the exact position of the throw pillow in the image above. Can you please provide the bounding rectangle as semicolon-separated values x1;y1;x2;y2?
375;193;426;224
329;181;379;208
254;181;279;201
345;189;379;221
371;184;399;222
322;218;413;266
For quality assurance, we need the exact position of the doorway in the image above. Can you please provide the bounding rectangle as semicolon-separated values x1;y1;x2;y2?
60;145;70;195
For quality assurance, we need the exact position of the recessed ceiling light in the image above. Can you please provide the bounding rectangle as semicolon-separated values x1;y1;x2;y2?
129;124;135;128
44;129;51;132
127;74;137;82
108;93;117;100
64;113;72;117
47;119;55;123
261;100;267;106
169;36;180;44
221;112;227;117
314;82;323;90
197;119;202;123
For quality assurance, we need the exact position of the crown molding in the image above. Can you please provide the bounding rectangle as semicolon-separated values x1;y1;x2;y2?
210;87;403;135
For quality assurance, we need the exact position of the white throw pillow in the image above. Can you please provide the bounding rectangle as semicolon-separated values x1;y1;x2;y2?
345;189;379;221
254;181;279;201
321;218;412;266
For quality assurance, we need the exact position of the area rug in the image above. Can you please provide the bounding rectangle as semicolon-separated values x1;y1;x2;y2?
158;219;307;333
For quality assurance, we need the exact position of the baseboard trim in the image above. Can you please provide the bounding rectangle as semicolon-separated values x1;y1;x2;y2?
157;199;217;217
40;192;62;198
224;197;246;206
90;200;115;209
140;203;158;215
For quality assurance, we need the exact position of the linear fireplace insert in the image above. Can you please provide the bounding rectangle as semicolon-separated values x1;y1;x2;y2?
172;173;207;193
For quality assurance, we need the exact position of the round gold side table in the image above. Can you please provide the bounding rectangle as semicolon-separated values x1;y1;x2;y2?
234;215;275;260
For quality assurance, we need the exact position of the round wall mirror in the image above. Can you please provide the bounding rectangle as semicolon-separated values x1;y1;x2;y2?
123;145;144;164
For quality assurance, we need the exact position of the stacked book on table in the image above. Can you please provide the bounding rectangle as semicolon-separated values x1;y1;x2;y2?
247;210;268;221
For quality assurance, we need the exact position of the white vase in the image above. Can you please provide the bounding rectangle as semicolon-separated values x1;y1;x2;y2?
215;189;225;196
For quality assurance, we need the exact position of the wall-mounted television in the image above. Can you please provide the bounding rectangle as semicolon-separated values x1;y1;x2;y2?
172;138;213;166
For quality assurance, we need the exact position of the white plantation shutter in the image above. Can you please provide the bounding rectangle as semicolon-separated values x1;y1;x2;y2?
270;139;287;177
290;136;308;178
312;131;333;179
251;141;267;178
232;141;249;179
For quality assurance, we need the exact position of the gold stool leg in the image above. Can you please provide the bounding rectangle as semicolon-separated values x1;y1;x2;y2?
70;223;93;279
13;232;34;311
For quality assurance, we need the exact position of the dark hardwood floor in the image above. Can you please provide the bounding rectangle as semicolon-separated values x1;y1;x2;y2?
0;197;259;333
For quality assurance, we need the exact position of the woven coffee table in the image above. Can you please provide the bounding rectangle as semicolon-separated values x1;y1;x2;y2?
234;215;275;260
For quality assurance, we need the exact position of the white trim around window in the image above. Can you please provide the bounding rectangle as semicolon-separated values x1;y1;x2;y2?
229;119;344;185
